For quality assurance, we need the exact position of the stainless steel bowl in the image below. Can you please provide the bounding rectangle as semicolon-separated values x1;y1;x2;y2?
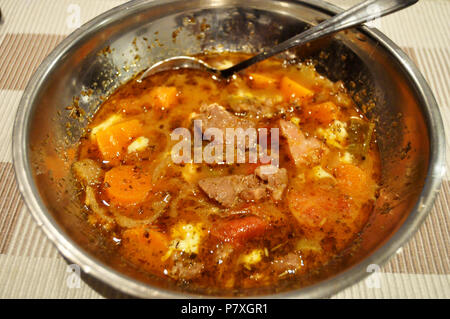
13;0;445;298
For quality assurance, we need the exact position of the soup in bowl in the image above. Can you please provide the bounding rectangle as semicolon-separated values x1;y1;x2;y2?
13;0;444;297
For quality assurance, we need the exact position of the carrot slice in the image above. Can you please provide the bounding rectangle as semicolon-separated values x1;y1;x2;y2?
247;73;278;89
304;101;339;124
121;227;170;272
212;215;268;245
288;189;331;229
104;165;152;205
147;86;178;109
335;164;368;199
122;227;168;256
96;119;143;162
280;76;313;102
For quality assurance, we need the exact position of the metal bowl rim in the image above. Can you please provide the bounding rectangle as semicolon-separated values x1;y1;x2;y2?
12;0;446;298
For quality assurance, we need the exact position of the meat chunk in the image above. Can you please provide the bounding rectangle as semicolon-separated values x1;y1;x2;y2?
198;166;288;207
72;159;103;186
279;119;325;166
255;165;288;201
198;174;266;208
194;103;255;133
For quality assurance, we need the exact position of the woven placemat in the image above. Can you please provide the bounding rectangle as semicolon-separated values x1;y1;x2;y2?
0;0;448;298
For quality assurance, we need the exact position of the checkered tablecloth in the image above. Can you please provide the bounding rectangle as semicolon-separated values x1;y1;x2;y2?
0;0;448;298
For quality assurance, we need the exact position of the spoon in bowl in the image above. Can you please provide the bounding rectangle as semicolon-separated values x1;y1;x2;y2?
139;0;417;81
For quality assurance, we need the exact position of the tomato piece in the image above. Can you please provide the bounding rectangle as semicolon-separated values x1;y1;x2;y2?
212;215;268;245
335;164;369;199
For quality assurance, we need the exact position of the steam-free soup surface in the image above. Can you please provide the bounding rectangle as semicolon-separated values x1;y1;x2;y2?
73;53;380;293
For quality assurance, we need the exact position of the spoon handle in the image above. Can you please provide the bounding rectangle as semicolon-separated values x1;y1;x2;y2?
220;0;417;78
